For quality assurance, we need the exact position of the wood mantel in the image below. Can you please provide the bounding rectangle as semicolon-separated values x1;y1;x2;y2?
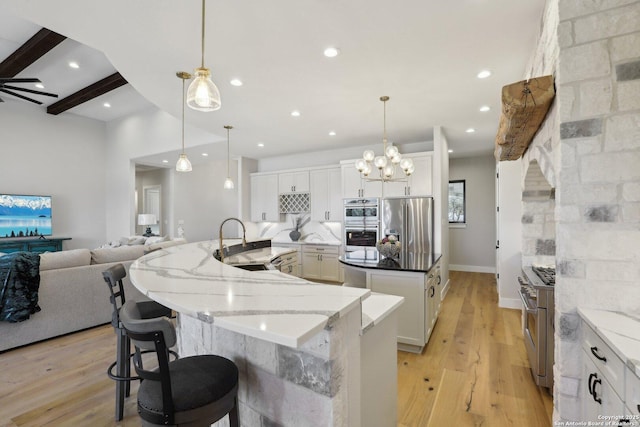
494;75;555;161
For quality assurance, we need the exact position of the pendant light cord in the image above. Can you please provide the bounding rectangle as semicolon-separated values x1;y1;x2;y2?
182;78;186;152
382;97;387;153
226;127;230;176
200;0;206;68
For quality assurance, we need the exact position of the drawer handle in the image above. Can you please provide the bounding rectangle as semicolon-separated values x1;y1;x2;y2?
637;404;640;414
590;346;607;362
592;378;602;404
588;372;597;396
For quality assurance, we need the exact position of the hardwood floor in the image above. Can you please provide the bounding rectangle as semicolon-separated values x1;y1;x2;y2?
0;271;552;426
397;271;553;426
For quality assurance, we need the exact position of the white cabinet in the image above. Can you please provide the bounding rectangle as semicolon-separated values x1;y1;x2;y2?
272;243;302;277
425;269;438;343
383;154;433;197
302;245;340;282
279;171;309;194
626;366;640;418
310;168;342;221
251;174;280;222
580;320;628;424
341;162;382;199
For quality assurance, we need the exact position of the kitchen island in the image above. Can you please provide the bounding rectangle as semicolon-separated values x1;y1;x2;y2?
339;249;443;353
129;240;403;427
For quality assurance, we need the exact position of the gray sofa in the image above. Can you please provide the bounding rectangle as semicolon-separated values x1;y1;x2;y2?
0;238;186;352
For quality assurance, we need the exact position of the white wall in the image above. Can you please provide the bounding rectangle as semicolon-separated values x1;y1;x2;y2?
449;155;497;272
433;127;450;291
0;101;107;250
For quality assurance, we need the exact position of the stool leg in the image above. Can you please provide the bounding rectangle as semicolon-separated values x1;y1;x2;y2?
115;328;127;421
228;397;240;427
124;335;131;397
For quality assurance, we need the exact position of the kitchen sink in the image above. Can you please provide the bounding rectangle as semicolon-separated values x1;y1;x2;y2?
233;263;270;271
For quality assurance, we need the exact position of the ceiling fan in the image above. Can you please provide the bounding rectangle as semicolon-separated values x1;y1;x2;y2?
0;78;58;104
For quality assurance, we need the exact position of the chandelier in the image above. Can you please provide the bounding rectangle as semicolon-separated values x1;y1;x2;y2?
355;96;414;182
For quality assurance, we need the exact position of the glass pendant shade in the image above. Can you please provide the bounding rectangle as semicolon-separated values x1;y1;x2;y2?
383;165;395;178
187;68;221;112
391;153;402;164
355;158;367;172
176;153;192;172
385;145;399;158
224;177;234;189
400;157;413;170
363;163;372;176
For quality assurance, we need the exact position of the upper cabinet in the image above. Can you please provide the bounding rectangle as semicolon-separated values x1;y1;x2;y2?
278;171;310;194
341;152;432;199
251;173;280;222
341;161;383;199
383;154;433;197
310;167;342;221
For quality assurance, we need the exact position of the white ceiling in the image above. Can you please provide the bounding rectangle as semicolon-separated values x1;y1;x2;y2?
0;0;546;165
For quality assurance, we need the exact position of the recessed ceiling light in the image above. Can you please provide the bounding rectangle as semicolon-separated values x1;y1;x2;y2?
466;128;476;133
479;105;491;112
291;110;301;117
329;131;336;136
257;143;265;148
162;159;169;164
324;47;340;58
103;102;111;108
477;70;491;79
230;78;243;87
68;61;79;69
202;153;209;157
448;149;453;153
35;83;44;89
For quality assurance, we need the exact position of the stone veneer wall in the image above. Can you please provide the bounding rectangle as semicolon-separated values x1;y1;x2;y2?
177;307;362;427
554;0;640;422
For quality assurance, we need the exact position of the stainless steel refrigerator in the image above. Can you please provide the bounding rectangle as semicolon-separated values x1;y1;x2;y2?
380;196;434;255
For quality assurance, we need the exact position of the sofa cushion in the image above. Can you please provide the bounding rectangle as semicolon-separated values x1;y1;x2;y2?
144;235;168;246
144;238;187;253
91;245;145;264
39;249;91;271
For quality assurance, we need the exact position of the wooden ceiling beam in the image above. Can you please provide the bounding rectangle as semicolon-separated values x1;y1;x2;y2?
47;72;128;115
0;28;66;77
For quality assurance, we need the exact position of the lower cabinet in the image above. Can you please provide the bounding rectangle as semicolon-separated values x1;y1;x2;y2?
302;245;340;282
368;269;434;353
580;320;632;425
0;237;69;254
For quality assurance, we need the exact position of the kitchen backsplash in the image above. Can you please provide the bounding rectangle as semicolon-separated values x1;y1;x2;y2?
522;159;556;267
253;213;342;244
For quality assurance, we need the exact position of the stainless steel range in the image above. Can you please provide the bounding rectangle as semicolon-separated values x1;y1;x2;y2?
518;266;555;390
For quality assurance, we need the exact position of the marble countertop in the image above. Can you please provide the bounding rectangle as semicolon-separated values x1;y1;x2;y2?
270;239;341;246
129;240;372;348
361;292;404;334
578;308;640;379
339;250;442;273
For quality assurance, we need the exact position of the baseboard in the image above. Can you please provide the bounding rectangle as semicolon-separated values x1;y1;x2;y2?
449;264;496;274
498;297;522;310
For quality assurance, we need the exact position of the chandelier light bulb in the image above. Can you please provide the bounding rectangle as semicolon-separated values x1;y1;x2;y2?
363;150;375;162
374;155;387;169
223;177;235;190
391;153;402;164
363;163;372;177
355;158;367;172
383;165;395;178
400;158;413;170
385;145;399;158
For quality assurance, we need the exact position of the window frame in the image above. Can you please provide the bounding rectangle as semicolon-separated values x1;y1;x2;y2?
448;180;466;224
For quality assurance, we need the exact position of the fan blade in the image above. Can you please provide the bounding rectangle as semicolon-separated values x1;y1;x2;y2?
0;88;43;105
0;78;40;83
1;84;58;98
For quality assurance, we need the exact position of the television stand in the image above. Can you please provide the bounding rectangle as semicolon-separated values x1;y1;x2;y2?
0;237;71;254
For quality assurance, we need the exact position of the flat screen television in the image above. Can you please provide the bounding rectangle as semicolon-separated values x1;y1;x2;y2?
0;194;52;238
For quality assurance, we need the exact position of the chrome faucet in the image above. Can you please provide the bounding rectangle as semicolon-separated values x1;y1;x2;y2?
218;217;247;263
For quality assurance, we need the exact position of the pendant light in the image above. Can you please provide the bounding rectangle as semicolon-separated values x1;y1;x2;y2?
176;72;193;172
186;0;221;112
355;96;414;182
223;125;234;190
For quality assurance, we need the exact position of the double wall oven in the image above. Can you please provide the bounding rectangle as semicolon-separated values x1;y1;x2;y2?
519;266;555;390
344;198;380;252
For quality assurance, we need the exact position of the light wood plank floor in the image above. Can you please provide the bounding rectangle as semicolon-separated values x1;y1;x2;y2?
0;271;552;426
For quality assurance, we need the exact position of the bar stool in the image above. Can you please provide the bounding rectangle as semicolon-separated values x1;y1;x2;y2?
103;263;173;421
119;300;240;427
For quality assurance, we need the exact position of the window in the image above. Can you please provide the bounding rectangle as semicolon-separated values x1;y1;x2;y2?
448;180;466;223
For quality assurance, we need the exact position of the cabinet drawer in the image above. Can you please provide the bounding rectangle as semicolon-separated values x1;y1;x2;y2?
582;323;625;393
626;368;640;416
583;349;625;421
302;245;339;255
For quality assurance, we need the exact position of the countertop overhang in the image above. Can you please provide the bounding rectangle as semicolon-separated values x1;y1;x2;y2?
339;249;442;273
129;240;380;348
